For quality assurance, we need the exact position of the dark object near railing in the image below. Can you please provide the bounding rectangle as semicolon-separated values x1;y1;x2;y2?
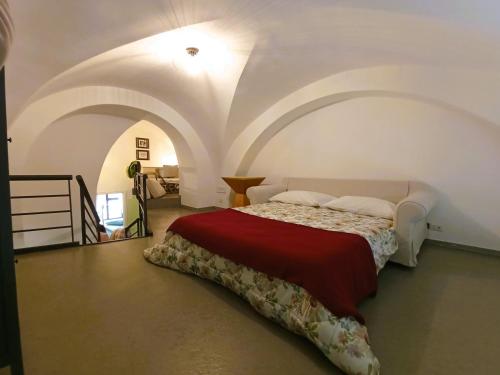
124;218;143;238
75;175;106;245
9;175;78;253
0;67;24;374
134;173;151;236
127;160;141;178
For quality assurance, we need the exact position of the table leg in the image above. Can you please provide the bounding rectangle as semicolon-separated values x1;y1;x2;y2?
233;193;249;207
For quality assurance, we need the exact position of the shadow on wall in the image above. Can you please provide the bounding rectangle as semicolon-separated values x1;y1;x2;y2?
245;96;500;251
431;191;500;250
235;90;500;176
412;181;500;250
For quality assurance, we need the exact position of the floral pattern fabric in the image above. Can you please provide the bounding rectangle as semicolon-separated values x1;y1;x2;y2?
144;233;380;375
235;202;398;271
144;201;399;374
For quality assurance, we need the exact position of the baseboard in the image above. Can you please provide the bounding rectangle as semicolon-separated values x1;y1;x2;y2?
181;205;219;212
425;239;500;258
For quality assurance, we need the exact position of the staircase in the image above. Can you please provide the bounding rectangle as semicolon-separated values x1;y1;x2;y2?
8;174;151;252
78;174;151;245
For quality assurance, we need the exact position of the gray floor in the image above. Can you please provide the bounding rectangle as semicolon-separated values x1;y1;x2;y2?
12;208;500;375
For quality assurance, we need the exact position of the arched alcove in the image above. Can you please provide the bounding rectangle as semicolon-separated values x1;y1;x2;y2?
243;95;500;251
9;86;217;208
219;68;500;252
9;87;216;248
224;66;500;177
95;120;177;228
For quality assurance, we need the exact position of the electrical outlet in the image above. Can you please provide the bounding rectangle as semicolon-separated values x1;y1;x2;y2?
427;223;443;232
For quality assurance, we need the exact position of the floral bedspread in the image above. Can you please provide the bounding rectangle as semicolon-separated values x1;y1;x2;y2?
144;202;398;374
234;202;398;272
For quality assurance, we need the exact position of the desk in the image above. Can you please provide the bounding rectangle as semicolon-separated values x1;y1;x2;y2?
222;176;265;207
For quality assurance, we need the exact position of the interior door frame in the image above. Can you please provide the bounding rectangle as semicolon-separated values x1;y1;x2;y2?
0;68;24;374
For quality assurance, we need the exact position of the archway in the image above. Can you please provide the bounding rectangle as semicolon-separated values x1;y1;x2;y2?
16;105;192;247
9;86;216;208
96;120;178;233
223;65;500;176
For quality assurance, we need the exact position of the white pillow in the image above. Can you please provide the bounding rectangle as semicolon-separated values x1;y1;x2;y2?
146;179;166;199
322;196;396;219
269;190;336;207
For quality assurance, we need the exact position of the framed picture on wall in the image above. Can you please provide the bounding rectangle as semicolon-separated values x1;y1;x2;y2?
136;137;149;149
136;149;150;160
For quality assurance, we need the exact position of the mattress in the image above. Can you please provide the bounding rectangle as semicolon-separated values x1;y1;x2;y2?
144;203;398;374
236;202;397;272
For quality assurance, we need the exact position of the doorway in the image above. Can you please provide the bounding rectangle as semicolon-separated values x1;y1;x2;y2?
96;193;125;235
96;120;179;227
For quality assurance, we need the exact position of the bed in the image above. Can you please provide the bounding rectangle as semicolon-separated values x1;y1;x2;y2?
144;178;436;374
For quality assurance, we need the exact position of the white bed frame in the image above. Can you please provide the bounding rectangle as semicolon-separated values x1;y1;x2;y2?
247;178;437;267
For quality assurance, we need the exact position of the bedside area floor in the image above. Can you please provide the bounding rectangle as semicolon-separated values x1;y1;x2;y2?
10;208;500;375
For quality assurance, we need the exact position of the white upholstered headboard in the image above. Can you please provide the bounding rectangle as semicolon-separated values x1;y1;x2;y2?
247;177;437;267
285;178;410;203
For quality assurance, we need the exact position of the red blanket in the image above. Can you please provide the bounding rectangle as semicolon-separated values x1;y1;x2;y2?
169;209;377;323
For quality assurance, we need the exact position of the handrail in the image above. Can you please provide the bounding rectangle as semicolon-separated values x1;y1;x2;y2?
75;175;105;244
124;218;142;238
75;175;102;228
134;173;150;236
10;193;70;199
8;173;149;250
11;209;71;217
10;175;72;181
9;174;76;252
12;225;72;234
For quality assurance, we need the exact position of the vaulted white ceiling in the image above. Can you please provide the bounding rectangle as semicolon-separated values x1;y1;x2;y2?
7;0;500;153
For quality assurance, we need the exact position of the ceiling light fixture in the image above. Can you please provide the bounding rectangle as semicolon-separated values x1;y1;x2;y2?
186;47;199;56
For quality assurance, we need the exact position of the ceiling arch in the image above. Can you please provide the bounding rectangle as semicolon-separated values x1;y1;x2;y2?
9;85;216;207
9;1;500;146
224;65;500;176
6;1;500;209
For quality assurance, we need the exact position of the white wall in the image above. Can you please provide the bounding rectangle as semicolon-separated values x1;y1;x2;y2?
96;120;176;223
97;119;176;193
8;86;217;208
10;114;177;248
248;97;500;251
11;112;135;248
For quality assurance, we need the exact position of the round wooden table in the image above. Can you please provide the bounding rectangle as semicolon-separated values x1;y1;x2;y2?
222;176;265;207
